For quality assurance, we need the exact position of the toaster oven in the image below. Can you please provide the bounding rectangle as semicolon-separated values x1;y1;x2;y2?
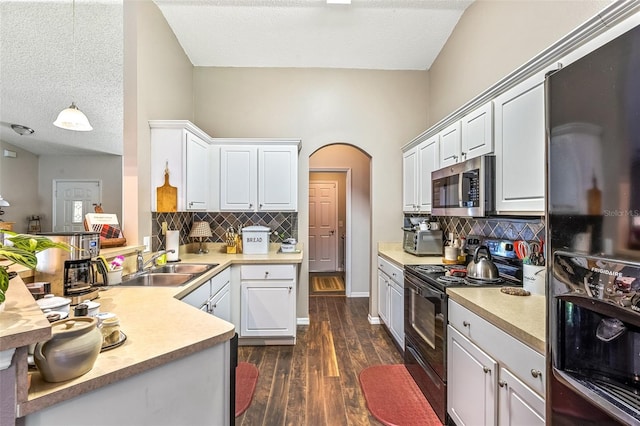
403;229;443;256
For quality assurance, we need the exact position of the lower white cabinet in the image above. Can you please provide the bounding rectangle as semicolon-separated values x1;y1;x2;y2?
181;267;231;323
240;264;296;339
447;300;545;426
377;256;404;350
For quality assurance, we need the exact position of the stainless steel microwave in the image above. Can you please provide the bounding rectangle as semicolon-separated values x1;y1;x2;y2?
431;155;495;217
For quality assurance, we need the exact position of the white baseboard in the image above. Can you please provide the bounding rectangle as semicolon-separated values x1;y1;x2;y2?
348;292;369;298
297;317;310;325
368;314;382;325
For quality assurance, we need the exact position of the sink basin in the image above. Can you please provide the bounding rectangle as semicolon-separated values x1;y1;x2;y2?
120;273;194;287
150;263;217;275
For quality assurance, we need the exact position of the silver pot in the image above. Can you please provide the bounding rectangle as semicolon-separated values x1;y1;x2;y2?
466;245;500;281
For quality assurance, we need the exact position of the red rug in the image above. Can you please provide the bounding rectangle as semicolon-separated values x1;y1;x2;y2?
359;364;442;426
236;362;259;417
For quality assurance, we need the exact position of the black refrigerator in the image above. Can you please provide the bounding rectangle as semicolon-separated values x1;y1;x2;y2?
546;19;640;425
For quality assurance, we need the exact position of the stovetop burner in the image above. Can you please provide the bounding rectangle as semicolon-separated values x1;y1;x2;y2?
437;275;466;285
414;265;447;274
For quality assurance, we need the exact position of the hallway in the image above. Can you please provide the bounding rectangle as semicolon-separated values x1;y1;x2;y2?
236;296;403;426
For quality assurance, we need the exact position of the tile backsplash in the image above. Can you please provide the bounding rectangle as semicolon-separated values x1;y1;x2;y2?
152;211;298;252
405;213;545;243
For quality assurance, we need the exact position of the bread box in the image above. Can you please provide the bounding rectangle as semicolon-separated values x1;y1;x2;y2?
242;226;271;254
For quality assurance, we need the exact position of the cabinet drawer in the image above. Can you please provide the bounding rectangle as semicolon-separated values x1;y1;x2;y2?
210;267;230;296
448;300;545;396
241;264;295;280
377;257;404;285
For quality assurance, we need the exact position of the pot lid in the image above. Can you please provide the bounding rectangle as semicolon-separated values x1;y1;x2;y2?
242;225;271;232
36;294;71;311
81;300;100;309
51;317;97;337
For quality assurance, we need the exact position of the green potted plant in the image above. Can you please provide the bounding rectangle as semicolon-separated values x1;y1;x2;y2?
0;232;70;306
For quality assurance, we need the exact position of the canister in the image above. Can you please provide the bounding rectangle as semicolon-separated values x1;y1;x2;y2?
241;226;271;254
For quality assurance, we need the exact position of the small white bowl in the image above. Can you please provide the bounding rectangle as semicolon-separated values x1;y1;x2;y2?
36;294;71;313
82;300;101;317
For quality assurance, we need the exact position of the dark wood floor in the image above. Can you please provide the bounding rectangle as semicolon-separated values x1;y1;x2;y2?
236;296;404;426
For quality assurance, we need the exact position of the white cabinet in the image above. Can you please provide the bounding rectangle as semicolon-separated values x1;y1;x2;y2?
149;120;211;212
493;69;552;214
218;140;300;212
461;102;494;162
181;267;231;323
377;256;404;350
439;102;493;168
402;147;418;212
417;135;439;212
240;264;296;340
439;121;462;167
402;134;439;213
448;326;497;426
447;300;545;425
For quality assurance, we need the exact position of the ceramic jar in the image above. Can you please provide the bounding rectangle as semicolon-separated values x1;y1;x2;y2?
34;317;102;383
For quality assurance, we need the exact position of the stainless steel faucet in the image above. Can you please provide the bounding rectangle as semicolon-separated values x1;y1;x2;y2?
136;249;175;273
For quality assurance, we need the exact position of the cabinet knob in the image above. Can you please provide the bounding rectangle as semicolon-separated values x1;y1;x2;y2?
482;366;490;374
260;203;263;208
289;286;293;292
249;203;253;208
530;369;542;379
498;380;507;388
463;321;470;327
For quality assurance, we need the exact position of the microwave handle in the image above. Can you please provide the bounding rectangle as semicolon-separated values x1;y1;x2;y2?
458;171;464;206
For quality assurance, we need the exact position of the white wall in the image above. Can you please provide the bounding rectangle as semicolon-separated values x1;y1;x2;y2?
0;141;39;233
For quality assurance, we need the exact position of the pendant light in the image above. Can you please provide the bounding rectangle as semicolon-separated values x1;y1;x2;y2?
54;0;93;132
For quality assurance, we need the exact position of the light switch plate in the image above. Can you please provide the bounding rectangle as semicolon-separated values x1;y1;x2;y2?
143;236;151;252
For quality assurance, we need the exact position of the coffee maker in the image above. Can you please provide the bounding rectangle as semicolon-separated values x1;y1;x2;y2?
36;232;107;305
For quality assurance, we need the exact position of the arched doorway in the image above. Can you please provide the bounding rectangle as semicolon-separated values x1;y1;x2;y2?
309;143;371;298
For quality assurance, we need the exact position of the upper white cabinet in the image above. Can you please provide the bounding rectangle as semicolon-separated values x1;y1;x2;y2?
150;120;211;212
218;140;300;212
402;135;439;213
402;146;418;212
417;135;440;212
438;121;462;168
493;67;555;214
461;102;494;162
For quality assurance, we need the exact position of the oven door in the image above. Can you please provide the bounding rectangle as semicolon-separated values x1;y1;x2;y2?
404;271;447;380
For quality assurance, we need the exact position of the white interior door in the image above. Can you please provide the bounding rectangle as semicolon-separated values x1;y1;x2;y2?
309;181;338;272
53;180;102;232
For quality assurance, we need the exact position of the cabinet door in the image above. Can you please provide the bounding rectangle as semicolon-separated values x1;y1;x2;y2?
402;147;418;212
439;121;462;167
185;131;210;211
241;281;296;337
377;271;389;325
388;280;404;349
461;102;493;161
258;145;298;211
181;279;212;311
494;70;549;213
417;136;439;212
448;326;497;426
498;367;545;426
220;145;257;211
209;283;231;323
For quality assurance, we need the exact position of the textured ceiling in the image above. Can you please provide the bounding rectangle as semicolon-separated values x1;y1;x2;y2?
0;0;471;157
0;0;123;157
154;0;473;70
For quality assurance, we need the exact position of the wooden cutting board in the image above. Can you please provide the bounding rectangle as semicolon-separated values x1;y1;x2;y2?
156;166;177;212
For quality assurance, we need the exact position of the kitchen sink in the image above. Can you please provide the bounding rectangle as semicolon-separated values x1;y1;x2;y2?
150;263;217;275
120;273;194;287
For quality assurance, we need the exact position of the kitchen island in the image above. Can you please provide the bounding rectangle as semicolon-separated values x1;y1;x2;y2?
1;243;303;425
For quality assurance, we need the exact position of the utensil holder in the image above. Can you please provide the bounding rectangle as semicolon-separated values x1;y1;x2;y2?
107;268;122;285
523;264;545;295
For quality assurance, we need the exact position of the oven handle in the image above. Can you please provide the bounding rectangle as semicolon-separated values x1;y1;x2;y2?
406;344;442;389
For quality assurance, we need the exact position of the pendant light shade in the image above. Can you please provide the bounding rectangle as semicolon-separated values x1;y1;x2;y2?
54;102;93;131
